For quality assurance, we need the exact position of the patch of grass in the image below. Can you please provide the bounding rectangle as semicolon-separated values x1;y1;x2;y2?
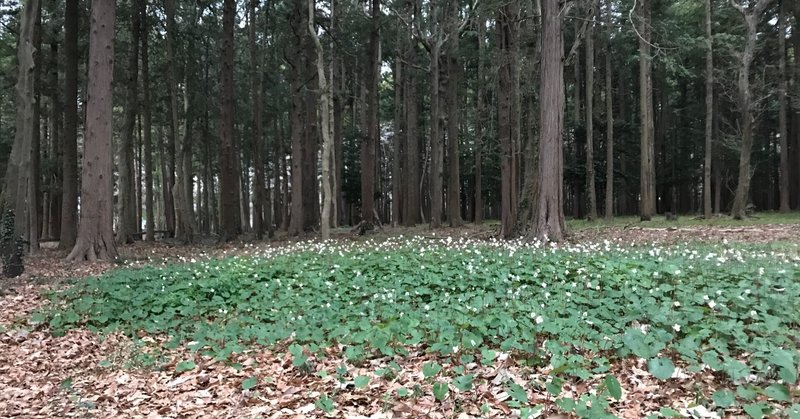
39;238;800;408
568;211;800;231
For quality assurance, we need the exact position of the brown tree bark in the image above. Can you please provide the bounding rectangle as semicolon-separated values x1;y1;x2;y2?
604;0;614;221
67;0;118;261
445;0;462;227
638;0;656;221
474;13;485;224
530;0;566;242
117;0;141;245
497;4;518;238
308;0;334;239
48;42;62;239
404;40;420;226
288;0;307;236
249;0;266;239
218;0;241;240
362;0;380;228
585;0;597;221
777;0;790;212
59;0;79;249
141;0;154;241
703;0;713;218
730;0;773;219
392;24;404;227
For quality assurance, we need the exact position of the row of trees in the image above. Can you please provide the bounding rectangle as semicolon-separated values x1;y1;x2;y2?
0;0;798;264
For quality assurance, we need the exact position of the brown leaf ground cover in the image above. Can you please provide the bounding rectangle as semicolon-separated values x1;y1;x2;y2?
1;221;798;418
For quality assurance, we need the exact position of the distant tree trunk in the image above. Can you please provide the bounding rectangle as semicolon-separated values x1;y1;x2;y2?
794;5;800;210
497;4;518;237
288;0;306;236
67;0;118;261
309;0;334;239
530;0;566;242
585;0;597;221
48;42;62;239
362;0;380;228
392;30;404;227
59;0;79;249
703;0;713;219
777;0;790;212
638;0;656;221
445;0;462;227
404;45;420;226
249;0;265;239
332;0;345;227
117;0;141;245
218;0;240;240
141;0;154;241
163;0;179;236
30;1;41;251
730;0;773;219
604;0;614;221
474;13;485;224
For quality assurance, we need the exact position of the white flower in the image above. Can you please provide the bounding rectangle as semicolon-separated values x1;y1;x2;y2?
708;300;717;309
672;324;681;332
750;310;757;317
535;315;544;324
673;301;681;307
452;346;460;353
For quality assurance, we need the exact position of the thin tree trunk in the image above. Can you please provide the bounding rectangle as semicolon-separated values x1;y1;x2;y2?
445;0;462;227
474;13;485;224
362;0;380;228
48;42;62;238
638;0;656;221
392;27;404;227
117;0;141;244
288;0;306;236
497;5;517;237
585;0;597;221
249;0;266;238
141;0;154;241
703;0;713;219
777;0;790;212
730;0;773;219
218;0;241;240
604;0;614;221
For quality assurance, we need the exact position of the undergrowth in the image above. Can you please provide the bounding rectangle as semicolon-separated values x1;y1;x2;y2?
36;237;800;416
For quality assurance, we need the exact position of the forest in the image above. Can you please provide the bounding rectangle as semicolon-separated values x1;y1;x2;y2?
0;0;797;258
1;0;800;417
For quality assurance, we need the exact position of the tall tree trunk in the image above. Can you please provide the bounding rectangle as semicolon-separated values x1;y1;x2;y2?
30;1;41;250
163;0;179;237
497;4;517;237
48;42;62;238
332;0;345;227
218;0;240;240
392;26;404;227
530;0;566;242
638;0;656;221
730;0;773;219
445;0;462;227
703;0;713;218
309;0;334;239
362;0;380;228
474;13;485;224
59;0;79;249
141;0;154;241
249;0;265;239
794;5;800;210
404;48;420;226
67;0;118;261
777;0;790;212
585;0;597;221
2;0;40;268
288;0;306;236
117;0;141;244
604;0;614;220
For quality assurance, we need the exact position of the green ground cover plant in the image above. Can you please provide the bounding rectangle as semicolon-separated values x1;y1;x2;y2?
37;237;800;417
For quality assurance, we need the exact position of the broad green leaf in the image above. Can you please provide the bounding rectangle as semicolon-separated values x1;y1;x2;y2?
241;376;258;390
647;358;674;380
712;389;735;408
737;385;758;401
507;383;528;403
764;384;790;402
604;374;622;400
176;360;196;373
453;374;474;392
422;361;442;379
659;407;681;417
315;395;335;413
433;381;449;401
742;402;767;419
354;375;370;389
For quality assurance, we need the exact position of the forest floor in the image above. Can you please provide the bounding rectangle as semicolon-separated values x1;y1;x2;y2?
0;213;799;418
